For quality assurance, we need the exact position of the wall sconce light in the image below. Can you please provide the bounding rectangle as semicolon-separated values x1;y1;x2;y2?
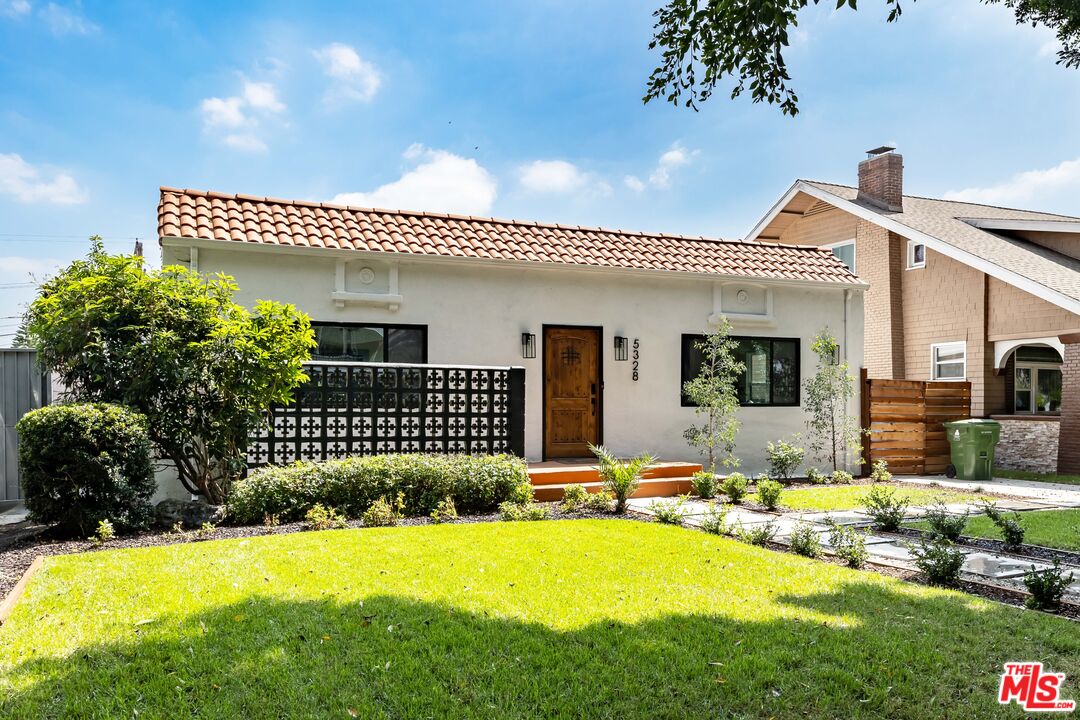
521;332;536;359
614;336;629;362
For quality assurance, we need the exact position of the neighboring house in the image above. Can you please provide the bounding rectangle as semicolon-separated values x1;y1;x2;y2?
746;148;1080;474
157;187;865;476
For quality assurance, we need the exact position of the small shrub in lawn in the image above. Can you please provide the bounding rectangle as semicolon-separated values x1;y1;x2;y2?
831;470;854;485
828;521;868;569
560;484;590;512
699;503;730;535
735;521;777;546
1024;561;1075;611
861;486;910;531
766;436;805;482
690;471;718;499
721;472;749;503
305;503;347;530
923;502;967;541
17;402;156;537
756;478;784;510
363;494;404;528
650;495;690;525
582;489;614;512
980;501;1025;548
591;444;655;513
192;522;218;540
91;519;115;545
430;497;458;524
870;459;892;483
909;537;965;587
806;467;828;485
263;513;280;528
228;453;530;524
499;501;550;522
789;521;822;558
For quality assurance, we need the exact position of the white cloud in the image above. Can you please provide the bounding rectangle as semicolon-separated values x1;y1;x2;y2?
199;79;285;152
40;2;98;35
648;143;696;188
519;160;588;194
333;144;496;215
314;42;382;104
200;96;246;128
943;157;1080;207
1;0;31;17
242;81;285;113
0;153;87;204
624;175;646;193
223;134;267;153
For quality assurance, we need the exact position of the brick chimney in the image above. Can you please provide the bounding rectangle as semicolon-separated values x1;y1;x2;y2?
857;147;903;212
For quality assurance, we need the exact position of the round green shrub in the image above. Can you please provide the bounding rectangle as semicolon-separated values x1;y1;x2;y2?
17;403;155;536
227;453;531;524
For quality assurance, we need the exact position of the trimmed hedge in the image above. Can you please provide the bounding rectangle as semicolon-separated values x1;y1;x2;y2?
16;403;155;536
228;453;531;524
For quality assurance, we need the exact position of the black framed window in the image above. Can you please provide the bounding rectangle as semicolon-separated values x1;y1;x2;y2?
681;334;800;407
312;323;428;363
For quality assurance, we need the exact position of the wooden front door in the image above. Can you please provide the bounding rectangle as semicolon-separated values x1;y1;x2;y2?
543;326;601;458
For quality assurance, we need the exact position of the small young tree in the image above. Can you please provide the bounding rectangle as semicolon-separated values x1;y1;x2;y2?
803;328;862;473
23;238;316;503
682;317;744;473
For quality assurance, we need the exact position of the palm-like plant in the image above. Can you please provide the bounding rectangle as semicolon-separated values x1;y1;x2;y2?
590;443;656;513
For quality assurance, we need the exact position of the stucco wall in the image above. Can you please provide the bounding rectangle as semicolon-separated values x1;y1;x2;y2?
163;242;865;478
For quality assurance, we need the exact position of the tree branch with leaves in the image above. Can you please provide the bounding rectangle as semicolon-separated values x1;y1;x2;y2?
645;0;1080;115
682;318;745;473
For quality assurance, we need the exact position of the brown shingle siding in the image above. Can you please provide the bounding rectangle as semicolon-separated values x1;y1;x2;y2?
1058;341;1080;473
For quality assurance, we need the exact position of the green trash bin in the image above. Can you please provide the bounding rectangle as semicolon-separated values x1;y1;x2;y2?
942;419;1000;481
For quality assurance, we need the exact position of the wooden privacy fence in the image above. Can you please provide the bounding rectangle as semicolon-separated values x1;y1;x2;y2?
0;349;52;502
860;370;971;475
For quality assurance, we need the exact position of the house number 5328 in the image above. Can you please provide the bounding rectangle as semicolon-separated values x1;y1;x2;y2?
632;339;640;381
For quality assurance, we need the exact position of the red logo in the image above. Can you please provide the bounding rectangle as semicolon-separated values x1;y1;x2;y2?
999;662;1076;712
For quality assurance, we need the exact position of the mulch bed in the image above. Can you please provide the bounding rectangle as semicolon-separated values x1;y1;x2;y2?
0;503;643;599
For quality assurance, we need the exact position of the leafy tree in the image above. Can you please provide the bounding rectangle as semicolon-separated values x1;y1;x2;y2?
803;328;862;472
645;0;1080;115
682;317;744;473
23;238;315;503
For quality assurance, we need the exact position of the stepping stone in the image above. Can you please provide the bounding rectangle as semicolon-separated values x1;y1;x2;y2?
819;532;895;550
1024;499;1080;509
863;541;917;562
724;508;775;526
796;511;873;526
676;500;715;516
962;553;1046;580
992;500;1055;512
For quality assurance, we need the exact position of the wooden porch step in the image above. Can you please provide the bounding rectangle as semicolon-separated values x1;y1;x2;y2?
531;477;696;502
528;461;702;487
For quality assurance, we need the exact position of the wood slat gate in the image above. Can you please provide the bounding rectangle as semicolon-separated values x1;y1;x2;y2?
860;370;971;475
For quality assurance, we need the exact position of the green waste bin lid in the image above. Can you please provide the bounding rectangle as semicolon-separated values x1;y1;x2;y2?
943;419;1000;427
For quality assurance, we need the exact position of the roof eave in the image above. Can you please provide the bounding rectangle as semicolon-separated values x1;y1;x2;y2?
159;235;868;292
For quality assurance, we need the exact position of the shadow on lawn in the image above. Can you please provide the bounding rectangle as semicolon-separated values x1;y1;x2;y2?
2;580;1077;719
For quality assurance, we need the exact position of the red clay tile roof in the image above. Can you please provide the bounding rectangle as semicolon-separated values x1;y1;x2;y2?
157;187;862;285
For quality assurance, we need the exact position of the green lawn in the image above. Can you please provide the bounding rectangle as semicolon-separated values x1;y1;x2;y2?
756;484;990;512
994;468;1080;487
908;508;1080;551
2;521;1077;719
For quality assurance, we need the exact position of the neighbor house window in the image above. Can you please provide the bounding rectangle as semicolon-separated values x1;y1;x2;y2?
1014;346;1063;415
930;341;966;380
907;240;926;269
681;335;800;407
826;240;856;274
312;323;427;363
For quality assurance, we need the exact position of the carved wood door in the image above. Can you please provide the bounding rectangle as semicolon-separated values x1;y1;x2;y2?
543;327;600;458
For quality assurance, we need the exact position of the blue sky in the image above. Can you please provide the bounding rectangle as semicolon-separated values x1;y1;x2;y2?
2;0;1079;330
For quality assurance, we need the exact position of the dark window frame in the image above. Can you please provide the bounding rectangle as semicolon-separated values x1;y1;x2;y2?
680;334;801;408
311;321;429;363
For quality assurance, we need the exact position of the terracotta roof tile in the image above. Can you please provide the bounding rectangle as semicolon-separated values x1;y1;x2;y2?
158;187;862;286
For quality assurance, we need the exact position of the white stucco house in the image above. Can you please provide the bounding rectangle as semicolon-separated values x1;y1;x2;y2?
157;187;866;477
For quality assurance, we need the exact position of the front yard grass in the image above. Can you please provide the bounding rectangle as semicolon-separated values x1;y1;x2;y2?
993;468;1080;487
908;508;1080;552
2;520;1077;719
755;484;991;512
